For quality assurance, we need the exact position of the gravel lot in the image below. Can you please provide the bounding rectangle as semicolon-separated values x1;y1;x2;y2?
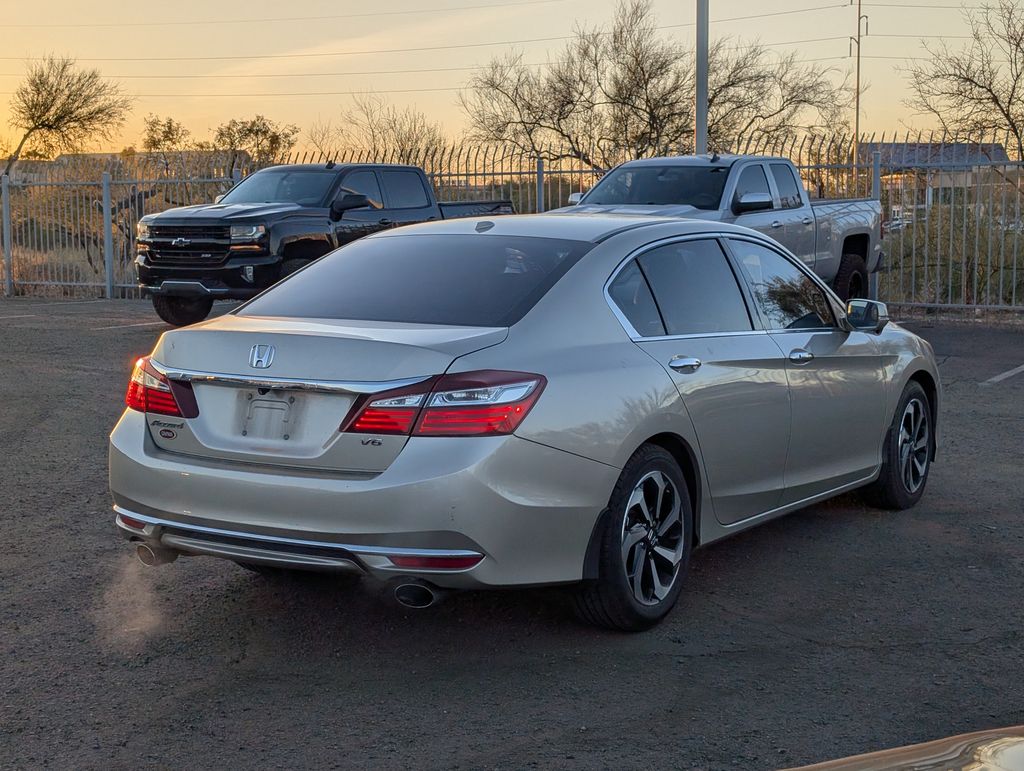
1;298;1022;770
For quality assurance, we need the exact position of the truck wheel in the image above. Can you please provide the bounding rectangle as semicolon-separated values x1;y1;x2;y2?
279;258;309;279
833;253;869;301
573;445;692;632
151;295;213;326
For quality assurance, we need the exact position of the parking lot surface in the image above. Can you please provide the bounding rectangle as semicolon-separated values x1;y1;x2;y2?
1;298;1022;769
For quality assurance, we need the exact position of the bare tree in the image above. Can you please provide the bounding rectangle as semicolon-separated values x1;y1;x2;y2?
3;56;132;176
309;95;448;161
213;115;299;168
904;1;1024;159
461;0;849;170
142;114;191;154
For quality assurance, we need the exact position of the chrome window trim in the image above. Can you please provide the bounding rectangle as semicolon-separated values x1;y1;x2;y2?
603;232;763;342
149;358;430;395
114;506;483;559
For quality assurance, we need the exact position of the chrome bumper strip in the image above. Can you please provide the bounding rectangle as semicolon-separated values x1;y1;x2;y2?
114;505;483;559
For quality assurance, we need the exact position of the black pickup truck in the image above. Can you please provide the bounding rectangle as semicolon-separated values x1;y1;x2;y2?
136;163;514;325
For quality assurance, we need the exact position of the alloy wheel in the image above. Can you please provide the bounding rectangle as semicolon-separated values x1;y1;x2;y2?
898;397;930;493
620;470;685;606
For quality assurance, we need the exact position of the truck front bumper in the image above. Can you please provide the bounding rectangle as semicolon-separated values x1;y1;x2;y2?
137;253;281;300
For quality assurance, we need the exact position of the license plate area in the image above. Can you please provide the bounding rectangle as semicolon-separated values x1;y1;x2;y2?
242;392;295;440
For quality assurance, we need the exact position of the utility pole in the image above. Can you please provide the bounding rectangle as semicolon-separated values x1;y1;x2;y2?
695;0;709;155
850;0;869;181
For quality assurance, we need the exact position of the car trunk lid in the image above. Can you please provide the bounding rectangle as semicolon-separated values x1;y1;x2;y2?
146;314;507;472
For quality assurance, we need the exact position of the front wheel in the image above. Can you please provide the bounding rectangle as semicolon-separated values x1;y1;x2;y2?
574;445;692;632
862;381;933;510
151;295;213;326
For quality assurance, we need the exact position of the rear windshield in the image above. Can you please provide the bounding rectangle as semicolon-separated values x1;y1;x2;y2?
239;234;592;327
220;169;337;206
584;164;729;210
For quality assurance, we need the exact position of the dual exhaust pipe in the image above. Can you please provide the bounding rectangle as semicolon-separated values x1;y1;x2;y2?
134;544;444;609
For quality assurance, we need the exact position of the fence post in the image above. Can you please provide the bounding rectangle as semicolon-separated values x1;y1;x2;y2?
102;171;114;299
232;167;242;186
870;150;882;301
2;175;12;297
535;156;545;213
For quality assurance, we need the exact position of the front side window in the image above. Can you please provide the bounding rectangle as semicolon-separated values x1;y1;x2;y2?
381;170;430;209
727;240;834;330
733;165;772;204
635;239;752;336
339;170;383;206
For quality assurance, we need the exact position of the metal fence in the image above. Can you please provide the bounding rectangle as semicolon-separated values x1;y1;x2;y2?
2;133;1023;311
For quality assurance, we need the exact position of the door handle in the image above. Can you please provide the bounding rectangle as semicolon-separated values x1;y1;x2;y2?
788;349;814;364
801;216;813;225
668;356;702;373
378;218;393;226
771;220;782;229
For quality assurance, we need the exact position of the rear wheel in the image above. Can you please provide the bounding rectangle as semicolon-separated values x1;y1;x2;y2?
574;445;692;632
833;253;869;301
151;295;213;326
862;381;933;510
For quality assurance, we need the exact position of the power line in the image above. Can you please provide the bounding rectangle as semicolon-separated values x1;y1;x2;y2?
862;2;981;7
0;5;849;62
0;87;463;97
0;64;528;79
1;0;566;28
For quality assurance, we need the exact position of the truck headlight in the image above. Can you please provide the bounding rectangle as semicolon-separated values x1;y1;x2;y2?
136;221;151;239
230;224;266;241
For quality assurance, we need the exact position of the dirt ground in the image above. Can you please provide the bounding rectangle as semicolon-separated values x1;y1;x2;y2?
1;298;1022;769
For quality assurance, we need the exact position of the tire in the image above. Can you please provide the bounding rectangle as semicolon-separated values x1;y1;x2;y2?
151;295;213;326
833;253;869;301
279;258;309;279
862;381;933;510
574;445;693;632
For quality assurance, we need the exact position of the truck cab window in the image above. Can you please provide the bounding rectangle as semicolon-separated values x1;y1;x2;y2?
381;170;431;209
339;170;383;207
733;165;772;206
770;164;803;209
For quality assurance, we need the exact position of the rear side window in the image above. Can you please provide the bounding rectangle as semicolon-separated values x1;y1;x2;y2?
239;234;591;327
734;165;772;203
340;170;383;206
770;164;803;209
608;261;665;337
727;239;834;329
636;239;753;335
381;170;430;209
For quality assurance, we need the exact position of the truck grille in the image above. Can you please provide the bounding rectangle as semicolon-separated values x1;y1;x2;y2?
146;225;232;266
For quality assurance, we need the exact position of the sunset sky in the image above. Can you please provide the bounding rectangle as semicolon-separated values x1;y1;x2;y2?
0;0;975;152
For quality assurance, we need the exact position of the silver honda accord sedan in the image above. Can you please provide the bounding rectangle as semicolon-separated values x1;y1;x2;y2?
109;214;940;631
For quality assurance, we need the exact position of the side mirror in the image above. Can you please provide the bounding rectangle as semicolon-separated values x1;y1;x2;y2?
732;192;773;215
846;298;889;334
214;194;225;204
567;192;584;205
330;193;370;220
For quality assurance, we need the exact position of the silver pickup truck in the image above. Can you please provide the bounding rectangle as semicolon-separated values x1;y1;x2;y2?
561;155;882;300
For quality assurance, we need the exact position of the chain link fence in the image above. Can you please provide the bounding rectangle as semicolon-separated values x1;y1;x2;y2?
2;133;1023;311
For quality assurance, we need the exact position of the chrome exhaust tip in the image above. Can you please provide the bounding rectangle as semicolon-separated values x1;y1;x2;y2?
393;581;439;609
135;543;177;567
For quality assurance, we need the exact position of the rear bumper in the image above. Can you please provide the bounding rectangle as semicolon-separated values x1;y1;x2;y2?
108;409;619;588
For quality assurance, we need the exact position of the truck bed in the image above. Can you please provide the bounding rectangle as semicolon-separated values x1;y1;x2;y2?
439;200;515;219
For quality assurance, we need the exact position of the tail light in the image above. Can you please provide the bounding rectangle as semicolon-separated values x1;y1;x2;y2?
125;356;198;418
344;370;545;437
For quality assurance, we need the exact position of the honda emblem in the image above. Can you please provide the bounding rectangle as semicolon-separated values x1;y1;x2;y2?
248;344;275;369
